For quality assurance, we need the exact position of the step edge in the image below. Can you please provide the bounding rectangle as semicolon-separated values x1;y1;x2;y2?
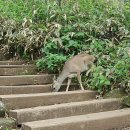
22;108;130;128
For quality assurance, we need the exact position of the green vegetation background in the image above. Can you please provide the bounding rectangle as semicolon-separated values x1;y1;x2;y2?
0;0;130;94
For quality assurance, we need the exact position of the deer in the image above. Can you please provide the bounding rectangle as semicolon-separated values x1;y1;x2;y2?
52;53;95;92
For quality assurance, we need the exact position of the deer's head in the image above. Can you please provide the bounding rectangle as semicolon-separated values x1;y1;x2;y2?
52;76;61;92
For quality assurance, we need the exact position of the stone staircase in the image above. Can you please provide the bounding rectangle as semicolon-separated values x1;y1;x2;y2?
0;56;130;129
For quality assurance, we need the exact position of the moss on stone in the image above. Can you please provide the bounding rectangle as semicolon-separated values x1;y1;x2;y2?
0;101;6;117
104;88;127;99
122;96;130;107
0;118;16;130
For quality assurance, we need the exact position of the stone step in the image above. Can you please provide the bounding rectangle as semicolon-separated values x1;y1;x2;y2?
0;61;25;65
0;65;37;75
0;65;35;68
0;84;52;95
0;90;97;109
21;108;130;130
10;98;121;124
0;84;78;95
0;74;53;86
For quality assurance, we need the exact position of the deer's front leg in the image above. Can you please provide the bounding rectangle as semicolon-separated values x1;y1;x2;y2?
66;78;71;92
77;72;84;91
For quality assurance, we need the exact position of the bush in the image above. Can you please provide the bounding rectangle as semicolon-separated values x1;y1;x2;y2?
84;40;130;93
36;53;67;73
0;0;130;94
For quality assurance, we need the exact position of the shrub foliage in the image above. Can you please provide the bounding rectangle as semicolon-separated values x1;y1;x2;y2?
0;0;130;93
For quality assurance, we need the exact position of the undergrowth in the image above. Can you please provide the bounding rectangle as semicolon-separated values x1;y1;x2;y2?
0;0;130;94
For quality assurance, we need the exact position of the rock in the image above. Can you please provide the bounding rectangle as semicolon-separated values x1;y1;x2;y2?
0;101;6;117
104;88;127;99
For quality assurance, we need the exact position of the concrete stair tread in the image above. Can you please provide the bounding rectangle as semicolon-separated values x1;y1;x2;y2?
0;74;53;86
0;65;35;68
10;98;121;112
0;65;37;76
0;84;52;95
0;84;52;88
0;90;95;98
10;98;121;124
0;74;52;77
0;90;97;109
0;61;26;65
0;84;79;95
21;108;130;130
